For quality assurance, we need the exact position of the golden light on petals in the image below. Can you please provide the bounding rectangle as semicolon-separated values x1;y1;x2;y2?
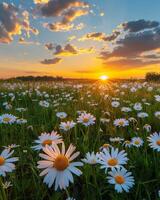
54;155;69;171
115;175;125;184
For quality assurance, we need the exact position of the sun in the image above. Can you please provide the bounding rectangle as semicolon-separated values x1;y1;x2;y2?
99;75;109;81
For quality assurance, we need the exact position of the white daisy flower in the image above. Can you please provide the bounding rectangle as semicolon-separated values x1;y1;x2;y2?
113;118;129;127
133;103;142;111
111;101;120;108
82;152;99;165
60;121;76;131
37;143;83;190
98;148;128;173
39;100;50;108
154;111;160;119
77;112;96;126
131;137;144;147
148;132;160;152
56;112;67;119
0;149;19;177
0;114;17;124
107;168;134;193
137;112;148;118
122;140;132;148
143;124;151;132
32;131;63;151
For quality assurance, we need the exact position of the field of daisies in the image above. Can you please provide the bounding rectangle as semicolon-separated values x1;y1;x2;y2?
0;80;160;200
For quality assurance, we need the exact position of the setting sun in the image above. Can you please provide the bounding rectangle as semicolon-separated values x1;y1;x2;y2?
99;75;109;81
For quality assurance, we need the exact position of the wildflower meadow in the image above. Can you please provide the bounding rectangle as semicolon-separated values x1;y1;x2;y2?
0;80;159;200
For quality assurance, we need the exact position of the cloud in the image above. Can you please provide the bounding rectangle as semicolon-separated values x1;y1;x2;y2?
79;31;120;42
53;43;94;56
37;0;89;32
33;0;50;4
41;57;62;64
45;43;54;50
38;0;88;17
99;19;160;70
121;19;159;32
43;8;87;32
0;3;38;43
61;8;88;24
54;44;78;56
44;22;74;32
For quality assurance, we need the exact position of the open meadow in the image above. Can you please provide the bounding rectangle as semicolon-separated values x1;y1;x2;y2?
0;80;159;200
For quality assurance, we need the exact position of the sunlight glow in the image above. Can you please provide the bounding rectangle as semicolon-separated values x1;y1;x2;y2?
99;75;109;81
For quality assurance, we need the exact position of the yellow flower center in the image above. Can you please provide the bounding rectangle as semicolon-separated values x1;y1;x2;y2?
156;140;160;146
54;155;69;171
3;117;11;122
118;121;124;126
115;175;125;184
83;118;89;123
125;140;130;144
107;158;118;166
103;144;110;148
0;156;5;165
42;139;52;146
134;140;140;145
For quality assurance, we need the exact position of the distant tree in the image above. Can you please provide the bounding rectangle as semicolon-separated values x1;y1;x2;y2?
13;76;63;81
145;72;160;82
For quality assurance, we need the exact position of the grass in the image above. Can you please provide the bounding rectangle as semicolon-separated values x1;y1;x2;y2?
0;80;160;200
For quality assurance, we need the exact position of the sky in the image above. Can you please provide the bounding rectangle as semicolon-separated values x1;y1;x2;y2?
0;0;160;79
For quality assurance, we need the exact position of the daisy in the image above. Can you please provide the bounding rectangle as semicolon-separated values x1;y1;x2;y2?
100;143;111;151
32;131;63;151
113;118;129;127
0;149;19;177
133;103;142;111
82;152;99;165
98;148;128;172
39;100;49;108
110;137;124;143
121;107;132;112
60;121;76;131
37;143;83;190
56;112;67;119
148;132;160;152
154;111;160;119
143;124;151;132
107;168;134;193
77;112;96;126
131;137;144;147
137;112;148;118
0;114;17;124
123;140;132;148
111;101;120;108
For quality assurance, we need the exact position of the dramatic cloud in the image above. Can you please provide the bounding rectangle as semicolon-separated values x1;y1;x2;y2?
99;19;160;69
79;31;120;42
44;22;74;32
53;43;94;56
121;19;159;32
41;57;62;64
37;0;89;32
38;0;88;17
0;2;38;43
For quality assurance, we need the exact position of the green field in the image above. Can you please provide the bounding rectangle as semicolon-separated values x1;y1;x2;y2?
0;80;160;200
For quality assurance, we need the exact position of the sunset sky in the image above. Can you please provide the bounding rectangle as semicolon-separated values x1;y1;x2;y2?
0;0;160;79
